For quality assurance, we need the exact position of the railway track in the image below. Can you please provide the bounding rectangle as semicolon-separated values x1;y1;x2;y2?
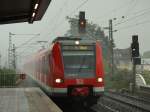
97;91;150;112
58;90;150;112
92;102;119;112
53;98;96;112
138;86;150;100
108;91;150;105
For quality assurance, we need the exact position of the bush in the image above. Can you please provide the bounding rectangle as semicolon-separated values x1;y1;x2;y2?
142;70;150;85
105;69;132;90
0;68;16;87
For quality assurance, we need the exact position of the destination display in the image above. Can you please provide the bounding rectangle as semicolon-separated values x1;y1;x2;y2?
62;45;94;51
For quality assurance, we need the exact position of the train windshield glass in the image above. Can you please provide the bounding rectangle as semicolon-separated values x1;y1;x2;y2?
62;45;95;78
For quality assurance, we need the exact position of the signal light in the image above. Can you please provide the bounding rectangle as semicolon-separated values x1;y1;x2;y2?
80;21;84;25
79;20;86;26
78;11;86;33
131;35;139;57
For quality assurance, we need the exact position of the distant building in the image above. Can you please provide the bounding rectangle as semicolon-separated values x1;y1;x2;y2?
114;48;132;70
140;58;150;71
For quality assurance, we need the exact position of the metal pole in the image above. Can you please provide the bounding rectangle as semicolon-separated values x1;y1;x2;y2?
132;59;136;94
8;32;13;69
109;19;114;76
12;44;16;70
0;54;1;69
141;60;144;73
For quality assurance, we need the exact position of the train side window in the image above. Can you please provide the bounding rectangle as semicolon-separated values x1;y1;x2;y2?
42;57;45;75
45;56;48;75
44;56;47;75
46;54;50;75
39;59;40;74
45;55;49;75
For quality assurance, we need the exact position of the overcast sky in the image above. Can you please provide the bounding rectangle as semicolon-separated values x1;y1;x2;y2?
0;0;150;66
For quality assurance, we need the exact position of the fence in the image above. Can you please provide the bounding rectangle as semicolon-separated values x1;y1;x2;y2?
0;73;19;88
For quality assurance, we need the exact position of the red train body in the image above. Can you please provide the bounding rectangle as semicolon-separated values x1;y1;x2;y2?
24;37;104;104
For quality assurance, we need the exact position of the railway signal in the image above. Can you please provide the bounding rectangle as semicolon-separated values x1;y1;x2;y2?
131;35;139;57
131;35;141;65
78;11;86;33
130;35;141;94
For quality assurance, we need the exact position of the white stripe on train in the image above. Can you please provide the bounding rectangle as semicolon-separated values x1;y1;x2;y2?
29;74;104;93
52;87;104;93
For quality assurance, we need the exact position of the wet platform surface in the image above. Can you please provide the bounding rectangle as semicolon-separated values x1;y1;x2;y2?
0;88;62;112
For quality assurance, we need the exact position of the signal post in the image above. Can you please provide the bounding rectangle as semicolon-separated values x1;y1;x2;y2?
131;35;141;94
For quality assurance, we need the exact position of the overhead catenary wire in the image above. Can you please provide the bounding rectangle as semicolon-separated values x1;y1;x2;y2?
114;9;150;26
15;35;40;49
13;1;69;51
114;0;138;25
16;46;40;59
41;0;69;37
132;7;150;16
68;0;89;17
39;0;68;37
124;0;138;17
97;0;138;23
27;0;89;48
50;0;89;32
42;0;90;42
116;19;150;31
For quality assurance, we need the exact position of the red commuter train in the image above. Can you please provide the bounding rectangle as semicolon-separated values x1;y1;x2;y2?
24;37;104;105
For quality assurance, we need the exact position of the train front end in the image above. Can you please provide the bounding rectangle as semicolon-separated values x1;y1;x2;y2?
52;37;104;104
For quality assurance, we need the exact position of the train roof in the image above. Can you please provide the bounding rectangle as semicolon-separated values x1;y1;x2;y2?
52;36;96;45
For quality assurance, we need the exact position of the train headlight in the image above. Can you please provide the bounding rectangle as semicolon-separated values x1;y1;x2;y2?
55;78;63;83
97;78;103;82
75;40;80;45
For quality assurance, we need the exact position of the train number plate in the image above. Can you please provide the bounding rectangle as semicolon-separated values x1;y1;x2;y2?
76;79;84;85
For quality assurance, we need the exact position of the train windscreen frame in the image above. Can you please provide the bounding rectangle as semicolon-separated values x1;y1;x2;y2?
61;45;96;78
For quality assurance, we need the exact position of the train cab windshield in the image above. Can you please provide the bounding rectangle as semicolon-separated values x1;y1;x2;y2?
61;44;95;78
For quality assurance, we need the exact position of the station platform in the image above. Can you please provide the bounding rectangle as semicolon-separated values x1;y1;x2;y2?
0;87;62;112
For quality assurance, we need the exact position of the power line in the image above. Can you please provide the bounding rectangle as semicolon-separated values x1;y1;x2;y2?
42;0;90;42
68;0;89;16
30;0;70;44
132;7;150;16
116;19;150;31
17;47;38;56
8;33;39;36
30;0;89;44
114;9;150;26
98;0;137;23
39;0;68;37
52;0;89;32
124;0;138;17
11;1;67;48
42;0;69;37
15;35;40;49
115;0;138;26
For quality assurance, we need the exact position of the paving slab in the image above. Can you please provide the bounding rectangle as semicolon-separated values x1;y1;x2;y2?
0;88;62;112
